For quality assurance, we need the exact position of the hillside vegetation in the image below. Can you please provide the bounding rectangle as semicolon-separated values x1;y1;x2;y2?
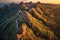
0;2;60;40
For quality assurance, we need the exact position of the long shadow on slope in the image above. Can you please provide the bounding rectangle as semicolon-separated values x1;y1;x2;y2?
28;10;54;30
25;22;50;40
16;10;50;40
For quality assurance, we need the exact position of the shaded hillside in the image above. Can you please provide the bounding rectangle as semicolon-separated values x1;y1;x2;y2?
16;2;60;40
43;3;60;38
43;3;60;16
0;4;20;40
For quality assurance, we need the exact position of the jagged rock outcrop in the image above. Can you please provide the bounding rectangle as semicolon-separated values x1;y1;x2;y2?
16;2;59;40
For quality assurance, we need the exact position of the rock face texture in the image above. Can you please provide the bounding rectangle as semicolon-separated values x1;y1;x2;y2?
16;2;59;40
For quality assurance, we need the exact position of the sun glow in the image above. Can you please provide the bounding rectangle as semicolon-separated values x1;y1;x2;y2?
24;0;60;4
0;0;60;4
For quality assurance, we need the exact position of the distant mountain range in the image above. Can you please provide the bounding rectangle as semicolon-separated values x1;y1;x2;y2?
0;2;60;40
0;3;9;6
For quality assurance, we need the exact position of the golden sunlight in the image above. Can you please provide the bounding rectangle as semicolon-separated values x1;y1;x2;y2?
0;0;60;4
24;0;60;4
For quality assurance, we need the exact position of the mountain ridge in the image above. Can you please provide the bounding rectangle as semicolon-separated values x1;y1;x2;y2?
16;2;60;40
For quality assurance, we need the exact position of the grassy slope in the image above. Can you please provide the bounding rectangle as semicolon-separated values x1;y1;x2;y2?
0;3;60;40
0;6;20;40
43;3;60;38
16;3;59;40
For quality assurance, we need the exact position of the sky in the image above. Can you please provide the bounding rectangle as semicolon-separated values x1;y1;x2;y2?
0;0;60;4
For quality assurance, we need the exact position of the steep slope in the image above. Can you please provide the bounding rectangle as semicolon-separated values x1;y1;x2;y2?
16;2;60;40
0;5;19;40
43;3;60;39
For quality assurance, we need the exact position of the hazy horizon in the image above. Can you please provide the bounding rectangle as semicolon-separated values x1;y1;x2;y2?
0;0;60;4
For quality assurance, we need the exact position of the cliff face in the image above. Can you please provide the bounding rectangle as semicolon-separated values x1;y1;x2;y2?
16;2;59;40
